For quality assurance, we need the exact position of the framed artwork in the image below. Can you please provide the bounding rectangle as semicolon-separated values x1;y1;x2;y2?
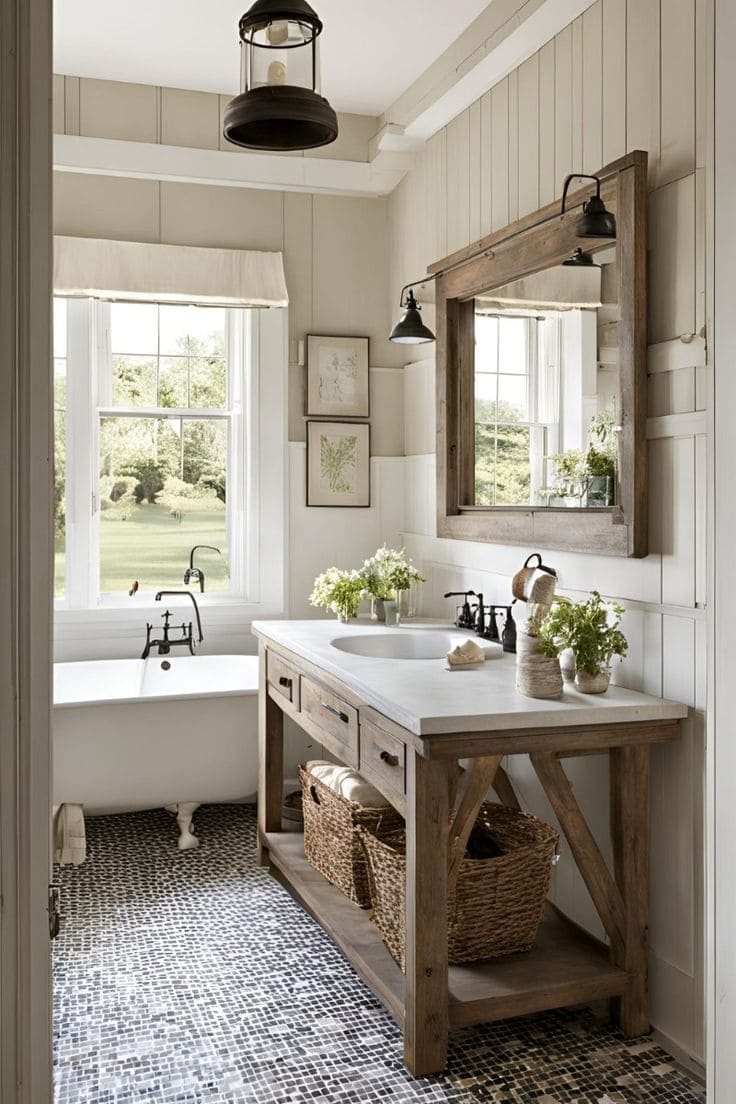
306;334;370;418
306;420;371;507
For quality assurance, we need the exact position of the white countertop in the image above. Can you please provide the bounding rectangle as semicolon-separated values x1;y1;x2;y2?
251;619;688;737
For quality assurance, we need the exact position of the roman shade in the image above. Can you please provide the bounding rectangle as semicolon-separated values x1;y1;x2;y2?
53;236;289;308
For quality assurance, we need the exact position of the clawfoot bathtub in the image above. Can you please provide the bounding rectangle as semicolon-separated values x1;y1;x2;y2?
53;654;259;850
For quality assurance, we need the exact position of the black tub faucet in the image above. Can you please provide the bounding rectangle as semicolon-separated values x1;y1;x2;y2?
155;590;204;645
184;545;222;593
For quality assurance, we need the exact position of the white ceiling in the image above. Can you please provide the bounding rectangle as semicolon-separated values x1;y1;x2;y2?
53;0;492;117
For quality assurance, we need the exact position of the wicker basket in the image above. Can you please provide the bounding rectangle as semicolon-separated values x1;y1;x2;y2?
299;763;404;908
359;802;559;967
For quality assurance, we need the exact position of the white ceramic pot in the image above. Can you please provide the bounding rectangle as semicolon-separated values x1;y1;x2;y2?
575;668;611;694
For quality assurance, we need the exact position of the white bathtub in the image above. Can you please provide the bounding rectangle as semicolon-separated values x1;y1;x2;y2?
53;655;259;825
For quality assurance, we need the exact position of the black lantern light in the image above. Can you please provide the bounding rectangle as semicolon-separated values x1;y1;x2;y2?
223;0;338;152
560;173;616;239
389;285;437;345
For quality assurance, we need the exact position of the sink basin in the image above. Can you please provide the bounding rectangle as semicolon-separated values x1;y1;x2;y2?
330;630;477;660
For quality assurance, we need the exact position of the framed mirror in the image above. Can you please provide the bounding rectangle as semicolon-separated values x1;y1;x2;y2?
434;151;647;557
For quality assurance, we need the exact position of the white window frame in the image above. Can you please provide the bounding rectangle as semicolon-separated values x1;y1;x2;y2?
54;298;288;653
474;314;548;506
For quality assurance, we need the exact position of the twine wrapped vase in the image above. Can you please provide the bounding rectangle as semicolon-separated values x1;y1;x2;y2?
516;632;563;699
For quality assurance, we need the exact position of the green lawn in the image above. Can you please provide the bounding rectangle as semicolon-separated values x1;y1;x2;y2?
55;503;229;598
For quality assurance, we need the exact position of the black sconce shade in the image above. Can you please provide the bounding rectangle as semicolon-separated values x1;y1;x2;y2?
560;173;617;239
389;288;436;345
562;247;598;267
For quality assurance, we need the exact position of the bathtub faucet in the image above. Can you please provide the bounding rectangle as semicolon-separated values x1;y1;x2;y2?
140;591;205;659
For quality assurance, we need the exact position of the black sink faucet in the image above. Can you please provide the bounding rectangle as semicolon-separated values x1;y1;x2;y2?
444;591;478;629
184;545;222;593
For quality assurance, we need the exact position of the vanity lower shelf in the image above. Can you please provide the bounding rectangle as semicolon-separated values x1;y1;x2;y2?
261;829;629;1030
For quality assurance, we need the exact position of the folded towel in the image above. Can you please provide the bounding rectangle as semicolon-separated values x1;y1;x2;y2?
53;803;86;866
306;760;390;806
447;639;486;668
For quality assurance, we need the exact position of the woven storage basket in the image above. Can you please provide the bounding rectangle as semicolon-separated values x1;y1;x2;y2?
360;802;558;968
299;763;404;908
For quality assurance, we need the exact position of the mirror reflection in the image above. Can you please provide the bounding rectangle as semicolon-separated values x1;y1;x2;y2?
473;245;619;509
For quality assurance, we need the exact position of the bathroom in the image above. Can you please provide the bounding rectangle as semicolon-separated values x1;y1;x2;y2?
3;0;735;1100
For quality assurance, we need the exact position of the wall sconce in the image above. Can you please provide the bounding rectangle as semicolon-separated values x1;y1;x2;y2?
562;247;598;267
223;0;338;152
560;173;616;239
389;283;437;344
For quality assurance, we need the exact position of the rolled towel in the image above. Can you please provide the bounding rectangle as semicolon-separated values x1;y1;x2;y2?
446;639;486;668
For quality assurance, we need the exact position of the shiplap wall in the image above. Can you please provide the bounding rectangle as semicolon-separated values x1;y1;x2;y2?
390;0;707;1065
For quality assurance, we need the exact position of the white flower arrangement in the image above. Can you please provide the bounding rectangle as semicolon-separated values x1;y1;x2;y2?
309;567;365;620
360;546;425;601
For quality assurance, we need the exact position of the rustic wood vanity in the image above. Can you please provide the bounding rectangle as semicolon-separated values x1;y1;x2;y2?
252;619;686;1077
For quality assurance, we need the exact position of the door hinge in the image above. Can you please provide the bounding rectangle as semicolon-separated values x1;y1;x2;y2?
48;884;61;940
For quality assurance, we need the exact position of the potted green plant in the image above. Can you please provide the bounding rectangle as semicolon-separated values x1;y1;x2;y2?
309;567;365;622
584;410;618;506
538;590;628;694
360;546;425;623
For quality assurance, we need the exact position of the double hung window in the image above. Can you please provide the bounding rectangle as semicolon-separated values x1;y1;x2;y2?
54;299;250;606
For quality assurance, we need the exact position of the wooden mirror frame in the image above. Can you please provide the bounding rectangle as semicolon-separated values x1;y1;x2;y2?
434;150;648;558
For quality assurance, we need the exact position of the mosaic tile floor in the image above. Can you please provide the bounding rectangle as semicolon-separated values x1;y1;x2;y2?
54;805;705;1104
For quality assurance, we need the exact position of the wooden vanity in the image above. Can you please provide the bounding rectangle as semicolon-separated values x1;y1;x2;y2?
252;620;687;1077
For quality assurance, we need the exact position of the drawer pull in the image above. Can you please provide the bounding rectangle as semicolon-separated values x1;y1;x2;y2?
278;676;292;688
379;750;399;767
322;701;349;724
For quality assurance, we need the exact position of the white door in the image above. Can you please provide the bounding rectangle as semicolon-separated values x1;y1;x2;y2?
0;0;54;1101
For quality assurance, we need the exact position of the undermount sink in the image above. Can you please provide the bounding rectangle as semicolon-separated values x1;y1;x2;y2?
330;630;477;660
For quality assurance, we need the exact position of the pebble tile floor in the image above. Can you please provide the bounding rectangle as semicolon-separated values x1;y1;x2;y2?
53;804;706;1104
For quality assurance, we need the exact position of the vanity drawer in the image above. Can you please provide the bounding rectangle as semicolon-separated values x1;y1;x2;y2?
301;676;359;767
359;720;406;802
267;652;301;710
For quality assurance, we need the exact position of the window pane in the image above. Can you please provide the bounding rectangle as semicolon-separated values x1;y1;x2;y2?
498;316;528;373
474;314;498;372
157;357;189;408
112;355;157;407
159;305;226;357
99;416;229;594
157;355;227;409
111;303;158;356
495;424;531;505
474;423;495;506
497;374;528;420
475;372;497;423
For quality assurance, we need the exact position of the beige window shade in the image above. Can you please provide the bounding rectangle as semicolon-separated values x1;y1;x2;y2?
53;236;289;307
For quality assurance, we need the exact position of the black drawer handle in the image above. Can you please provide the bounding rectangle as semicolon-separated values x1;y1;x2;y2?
379;750;399;767
321;701;349;724
278;676;292;688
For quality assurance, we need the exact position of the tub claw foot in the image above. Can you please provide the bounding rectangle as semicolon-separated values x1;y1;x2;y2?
167;801;200;850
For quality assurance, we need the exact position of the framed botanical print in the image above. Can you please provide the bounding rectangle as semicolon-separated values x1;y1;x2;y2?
306;334;370;418
306;420;370;507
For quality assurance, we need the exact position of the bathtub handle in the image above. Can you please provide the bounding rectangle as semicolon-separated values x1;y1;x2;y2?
278;676;292;689
321;701;350;724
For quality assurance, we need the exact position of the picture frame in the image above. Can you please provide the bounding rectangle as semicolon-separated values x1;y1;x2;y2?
306;420;371;508
306;334;370;418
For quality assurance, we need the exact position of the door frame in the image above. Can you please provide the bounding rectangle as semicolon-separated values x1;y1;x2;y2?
0;0;53;1101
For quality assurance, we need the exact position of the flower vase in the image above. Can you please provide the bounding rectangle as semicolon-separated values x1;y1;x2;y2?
371;597;386;622
383;600;399;626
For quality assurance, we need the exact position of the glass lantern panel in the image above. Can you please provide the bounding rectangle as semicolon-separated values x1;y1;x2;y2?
248;40;314;90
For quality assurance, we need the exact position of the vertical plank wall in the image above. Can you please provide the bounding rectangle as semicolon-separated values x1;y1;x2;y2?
391;0;707;1064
